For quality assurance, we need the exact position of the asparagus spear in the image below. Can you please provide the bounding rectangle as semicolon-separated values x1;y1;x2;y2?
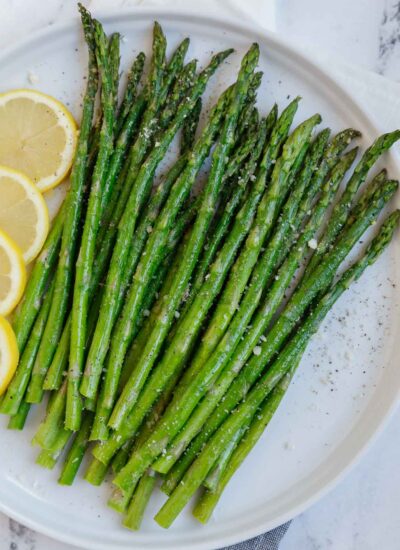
34;380;67;450
94;89;247;432
28;21;165;402
202;423;247;492
26;86;146;401
0;282;55;415
93;87;258;452
81;48;232;400
27;5;99;399
84;457;109;486
82;61;202;394
156;210;400;527
123;473;157;530
108;32;121;121
68;21;120;430
104;115;267;432
10;205;64;353
108;44;260;431
180;110;318;387
7;400;30;430
158;59;198;131
113;111;265;400
181;97;202;154
115;52;146;135
59;412;93;485
43;54;178;399
92;131;357;470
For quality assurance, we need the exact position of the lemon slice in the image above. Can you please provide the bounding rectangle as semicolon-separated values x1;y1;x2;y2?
0;229;26;316
0;166;49;263
0;316;19;395
0;89;77;192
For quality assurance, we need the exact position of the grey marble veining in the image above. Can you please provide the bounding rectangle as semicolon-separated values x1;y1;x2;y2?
1;1;400;550
377;0;400;78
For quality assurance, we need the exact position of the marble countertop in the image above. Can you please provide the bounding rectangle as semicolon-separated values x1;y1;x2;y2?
1;0;400;549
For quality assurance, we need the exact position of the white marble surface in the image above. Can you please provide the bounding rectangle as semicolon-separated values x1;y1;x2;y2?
1;0;400;549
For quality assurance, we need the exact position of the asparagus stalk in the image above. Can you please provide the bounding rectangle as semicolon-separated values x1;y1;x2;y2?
27;5;99;399
202;423;247;492
156;210;400;527
115;52;146;135
94;87;248;412
26;86;145;401
114;112;263;400
10;205;65;353
108;32;121;122
46;154;187;398
59;412;93;485
0;282;55;415
108;44;260;431
158;59;198;131
84;457;109;486
106;115;268;432
34;380;67;450
181;97;202;154
92;132;357;471
68;21;120;430
7;400;31;430
25;23;165;402
36;427;72;469
173;100;308;393
122;473;157;530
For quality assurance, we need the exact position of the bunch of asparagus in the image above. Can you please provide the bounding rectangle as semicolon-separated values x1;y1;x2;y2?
1;4;399;530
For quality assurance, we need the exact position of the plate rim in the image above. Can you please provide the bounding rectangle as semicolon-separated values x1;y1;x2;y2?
0;7;399;550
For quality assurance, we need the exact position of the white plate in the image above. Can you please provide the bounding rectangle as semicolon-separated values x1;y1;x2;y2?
0;9;399;550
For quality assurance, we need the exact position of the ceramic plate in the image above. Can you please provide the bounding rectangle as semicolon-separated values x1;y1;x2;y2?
0;9;399;550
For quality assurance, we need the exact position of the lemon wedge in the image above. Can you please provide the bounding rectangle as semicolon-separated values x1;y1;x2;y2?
0;316;19;395
0;229;26;316
0;166;49;263
0;89;77;192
